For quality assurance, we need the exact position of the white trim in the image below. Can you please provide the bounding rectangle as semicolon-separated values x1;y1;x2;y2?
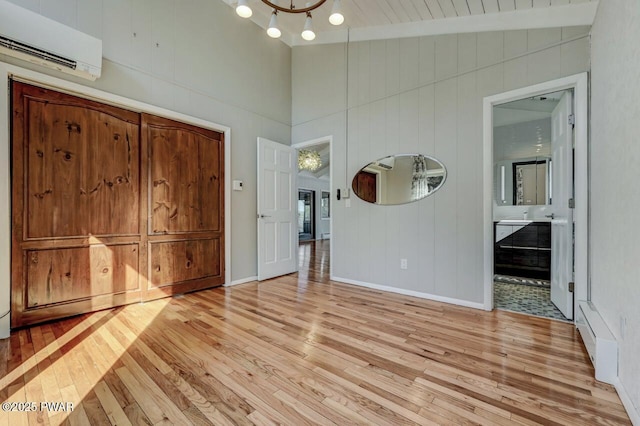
332;277;486;311
0;62;232;337
613;378;640;425
292;135;333;280
226;276;258;287
290;3;597;46
0;315;9;339
482;73;589;314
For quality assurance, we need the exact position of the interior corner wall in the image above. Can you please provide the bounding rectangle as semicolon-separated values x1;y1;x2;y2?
292;27;590;304
3;0;292;283
590;0;640;415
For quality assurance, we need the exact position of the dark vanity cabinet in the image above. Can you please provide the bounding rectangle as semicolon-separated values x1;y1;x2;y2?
494;222;551;279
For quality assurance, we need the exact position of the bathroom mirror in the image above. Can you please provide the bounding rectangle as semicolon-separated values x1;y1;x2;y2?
352;154;446;205
495;156;551;206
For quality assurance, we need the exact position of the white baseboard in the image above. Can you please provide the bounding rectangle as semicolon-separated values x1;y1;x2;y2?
330;276;485;310
614;378;640;425
0;313;10;339
225;276;258;287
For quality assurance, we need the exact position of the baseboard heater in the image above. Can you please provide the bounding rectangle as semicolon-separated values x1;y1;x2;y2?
576;301;618;384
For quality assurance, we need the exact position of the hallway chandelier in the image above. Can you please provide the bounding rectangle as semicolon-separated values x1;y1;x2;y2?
298;149;322;171
236;0;344;41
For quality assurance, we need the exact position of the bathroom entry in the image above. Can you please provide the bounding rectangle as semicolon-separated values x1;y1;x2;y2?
492;89;574;321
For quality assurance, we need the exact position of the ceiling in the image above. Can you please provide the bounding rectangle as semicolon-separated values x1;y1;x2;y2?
223;0;598;45
493;90;567;160
494;90;564;127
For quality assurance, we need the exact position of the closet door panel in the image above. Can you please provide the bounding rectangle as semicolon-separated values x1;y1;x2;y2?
11;81;143;327
144;113;224;300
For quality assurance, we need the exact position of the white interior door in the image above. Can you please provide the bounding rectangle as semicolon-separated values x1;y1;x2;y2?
550;91;574;319
257;137;298;281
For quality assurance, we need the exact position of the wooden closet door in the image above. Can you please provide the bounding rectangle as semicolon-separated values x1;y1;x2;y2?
143;113;224;300
11;82;144;327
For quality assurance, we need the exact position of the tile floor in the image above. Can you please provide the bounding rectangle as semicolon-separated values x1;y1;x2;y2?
494;276;569;322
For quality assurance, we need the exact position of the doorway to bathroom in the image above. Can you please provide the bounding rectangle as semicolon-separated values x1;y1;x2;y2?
483;74;589;322
493;89;569;321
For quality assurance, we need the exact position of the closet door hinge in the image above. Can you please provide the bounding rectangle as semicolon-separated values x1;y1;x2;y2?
568;198;575;209
569;282;575;293
568;114;575;127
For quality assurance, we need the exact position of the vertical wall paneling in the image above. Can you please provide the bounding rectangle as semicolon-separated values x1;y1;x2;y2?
477;31;504;68
292;26;590;306
433;78;458;298
457;33;478;74
590;0;640;418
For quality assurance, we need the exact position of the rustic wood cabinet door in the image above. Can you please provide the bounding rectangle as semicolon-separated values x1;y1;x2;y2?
143;113;225;300
11;83;225;327
11;81;144;327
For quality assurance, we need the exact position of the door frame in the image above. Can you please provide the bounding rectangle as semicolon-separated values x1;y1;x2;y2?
0;63;232;338
482;73;588;315
292;136;333;278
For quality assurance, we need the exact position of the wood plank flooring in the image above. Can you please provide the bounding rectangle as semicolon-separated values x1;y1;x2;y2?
0;240;631;425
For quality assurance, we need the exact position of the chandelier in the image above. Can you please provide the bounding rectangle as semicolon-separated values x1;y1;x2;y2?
298;149;322;171
235;0;344;41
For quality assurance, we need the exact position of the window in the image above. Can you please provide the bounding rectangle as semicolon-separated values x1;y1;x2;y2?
321;191;330;219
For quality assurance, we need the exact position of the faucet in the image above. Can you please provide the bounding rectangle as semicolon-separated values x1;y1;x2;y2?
545;213;555;220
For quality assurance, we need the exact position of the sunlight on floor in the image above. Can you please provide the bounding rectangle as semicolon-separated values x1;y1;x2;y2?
0;298;170;425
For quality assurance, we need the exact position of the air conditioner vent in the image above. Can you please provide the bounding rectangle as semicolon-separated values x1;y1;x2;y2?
0;0;102;80
0;36;76;70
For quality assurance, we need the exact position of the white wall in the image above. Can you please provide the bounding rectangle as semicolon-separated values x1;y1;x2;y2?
292;27;589;305
298;175;330;239
590;0;640;418
2;0;292;284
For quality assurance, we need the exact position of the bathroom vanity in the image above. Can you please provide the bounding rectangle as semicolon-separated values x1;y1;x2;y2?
494;220;551;279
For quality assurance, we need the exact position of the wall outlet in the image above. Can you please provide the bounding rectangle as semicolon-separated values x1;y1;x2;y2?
400;259;408;270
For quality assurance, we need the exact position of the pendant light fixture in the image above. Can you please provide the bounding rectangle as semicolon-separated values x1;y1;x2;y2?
298;149;322;171
236;0;253;18
301;12;315;41
235;0;345;41
329;0;344;26
267;11;281;38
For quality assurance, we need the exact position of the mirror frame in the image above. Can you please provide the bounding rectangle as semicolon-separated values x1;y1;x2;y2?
352;153;447;206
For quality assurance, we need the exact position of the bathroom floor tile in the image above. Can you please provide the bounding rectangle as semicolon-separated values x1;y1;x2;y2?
494;281;569;322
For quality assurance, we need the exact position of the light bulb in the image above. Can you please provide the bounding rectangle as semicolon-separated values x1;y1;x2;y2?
236;0;252;18
267;11;281;38
301;14;315;41
329;0;344;25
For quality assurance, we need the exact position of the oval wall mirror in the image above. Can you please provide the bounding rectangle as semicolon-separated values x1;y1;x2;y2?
352;154;447;205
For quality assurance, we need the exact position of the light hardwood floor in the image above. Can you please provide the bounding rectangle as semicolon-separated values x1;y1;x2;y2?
0;240;631;425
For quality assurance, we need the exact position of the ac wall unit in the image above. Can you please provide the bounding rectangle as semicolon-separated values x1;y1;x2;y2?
0;0;102;81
